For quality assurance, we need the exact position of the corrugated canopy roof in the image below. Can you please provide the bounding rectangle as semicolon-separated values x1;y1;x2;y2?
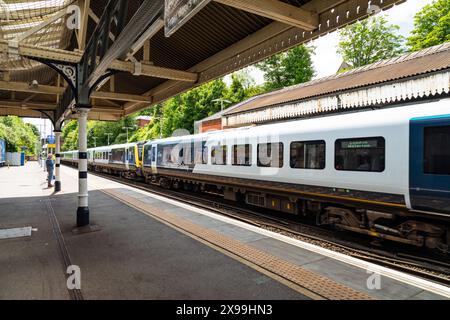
0;0;75;82
0;0;406;122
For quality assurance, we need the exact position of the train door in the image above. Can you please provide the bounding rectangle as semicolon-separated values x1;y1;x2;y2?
410;115;450;214
151;145;157;173
136;143;144;168
125;148;130;170
128;147;135;167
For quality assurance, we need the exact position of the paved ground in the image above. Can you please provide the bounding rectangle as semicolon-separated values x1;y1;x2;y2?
1;163;448;300
0;163;307;300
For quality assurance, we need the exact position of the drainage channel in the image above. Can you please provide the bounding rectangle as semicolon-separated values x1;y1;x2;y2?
44;199;84;301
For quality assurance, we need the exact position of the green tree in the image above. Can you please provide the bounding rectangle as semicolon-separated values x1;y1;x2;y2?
61;71;264;146
256;45;315;91
162;79;229;135
62;116;140;150
27;123;40;139
0;116;39;155
224;70;264;104
89;117;137;147
407;0;450;51
337;16;405;68
61;120;78;151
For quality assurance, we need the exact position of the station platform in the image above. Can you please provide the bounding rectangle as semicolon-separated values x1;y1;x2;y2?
1;162;449;300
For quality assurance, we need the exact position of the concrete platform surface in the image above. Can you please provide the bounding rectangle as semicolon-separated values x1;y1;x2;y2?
0;163;306;300
1;163;449;300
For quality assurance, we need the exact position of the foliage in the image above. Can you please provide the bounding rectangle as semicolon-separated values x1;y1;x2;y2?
61;120;78;151
407;0;450;51
62;76;251;149
337;16;405;68
61;63;299;149
256;45;315;91
0;116;39;155
61;116;138;150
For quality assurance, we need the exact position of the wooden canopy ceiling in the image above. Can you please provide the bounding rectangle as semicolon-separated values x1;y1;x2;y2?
0;0;405;121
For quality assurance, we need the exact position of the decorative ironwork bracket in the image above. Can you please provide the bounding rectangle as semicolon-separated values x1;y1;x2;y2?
28;0;129;125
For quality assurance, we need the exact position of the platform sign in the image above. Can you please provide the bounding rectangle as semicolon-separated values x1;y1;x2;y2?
165;0;211;37
0;139;5;163
47;135;55;144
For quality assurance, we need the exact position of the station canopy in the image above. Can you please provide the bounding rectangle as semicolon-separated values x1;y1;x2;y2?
0;0;405;122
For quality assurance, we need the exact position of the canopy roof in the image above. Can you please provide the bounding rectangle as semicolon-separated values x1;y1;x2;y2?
0;0;405;122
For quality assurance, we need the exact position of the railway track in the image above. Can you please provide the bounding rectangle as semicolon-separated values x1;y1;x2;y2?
79;166;450;286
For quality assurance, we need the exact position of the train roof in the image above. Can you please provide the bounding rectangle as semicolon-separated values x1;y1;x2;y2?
143;126;255;146
147;97;450;145
63;98;450;152
87;142;140;152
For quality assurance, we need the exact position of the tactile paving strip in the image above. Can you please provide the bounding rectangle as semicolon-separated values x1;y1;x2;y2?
103;188;374;300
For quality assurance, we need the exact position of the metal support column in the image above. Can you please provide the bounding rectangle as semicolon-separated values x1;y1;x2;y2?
54;130;62;192
76;106;90;227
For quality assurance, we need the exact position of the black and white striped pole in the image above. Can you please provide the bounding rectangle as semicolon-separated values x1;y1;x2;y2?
76;106;90;227
54;130;62;192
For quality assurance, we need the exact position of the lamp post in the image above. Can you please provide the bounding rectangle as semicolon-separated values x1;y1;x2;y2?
212;98;232;112
123;126;136;143
105;133;113;146
92;136;97;148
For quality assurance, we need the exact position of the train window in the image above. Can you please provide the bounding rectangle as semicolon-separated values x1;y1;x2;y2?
232;144;252;166
335;137;385;172
290;140;325;169
194;141;208;164
161;144;175;165
424;125;450;175
257;143;283;168
129;147;135;164
158;144;185;166
143;146;152;166
211;145;227;165
111;149;125;163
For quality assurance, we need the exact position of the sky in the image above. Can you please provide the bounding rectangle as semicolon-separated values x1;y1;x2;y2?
25;0;434;138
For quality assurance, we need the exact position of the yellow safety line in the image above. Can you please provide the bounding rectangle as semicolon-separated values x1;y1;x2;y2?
102;188;375;300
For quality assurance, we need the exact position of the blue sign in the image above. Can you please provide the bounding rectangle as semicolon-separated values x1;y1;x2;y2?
47;135;55;144
0;139;5;164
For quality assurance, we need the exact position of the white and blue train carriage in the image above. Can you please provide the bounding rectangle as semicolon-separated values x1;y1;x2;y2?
141;98;450;250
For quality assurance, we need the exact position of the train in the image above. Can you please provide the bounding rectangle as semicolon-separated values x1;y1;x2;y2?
0;138;5;167
61;98;450;252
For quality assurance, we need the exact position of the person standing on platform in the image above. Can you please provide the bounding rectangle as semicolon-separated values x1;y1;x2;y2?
46;154;55;188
